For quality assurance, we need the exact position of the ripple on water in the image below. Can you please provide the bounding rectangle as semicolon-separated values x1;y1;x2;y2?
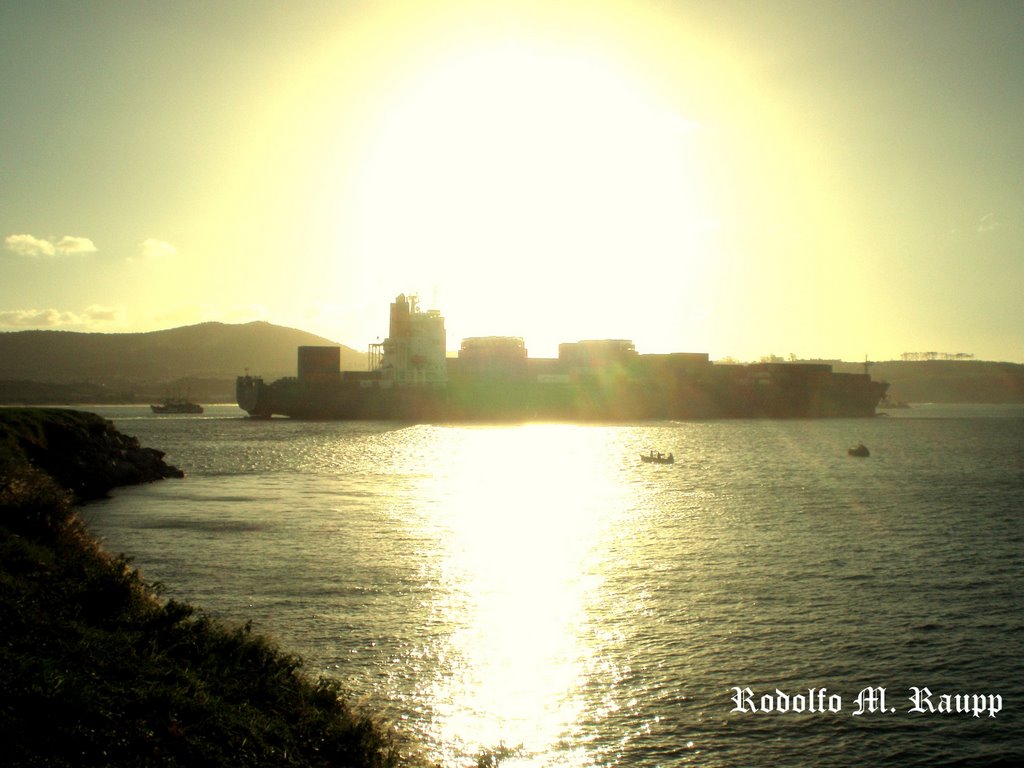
81;411;1024;767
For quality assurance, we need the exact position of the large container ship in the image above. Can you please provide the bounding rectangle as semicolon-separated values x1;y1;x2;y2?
236;294;889;420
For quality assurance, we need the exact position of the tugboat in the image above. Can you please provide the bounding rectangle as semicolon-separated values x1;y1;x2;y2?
151;396;203;414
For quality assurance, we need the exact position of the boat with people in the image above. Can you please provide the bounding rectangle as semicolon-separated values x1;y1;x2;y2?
641;451;674;464
150;397;203;414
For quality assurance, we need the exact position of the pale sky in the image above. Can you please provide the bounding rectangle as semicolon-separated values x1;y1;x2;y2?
2;0;1021;362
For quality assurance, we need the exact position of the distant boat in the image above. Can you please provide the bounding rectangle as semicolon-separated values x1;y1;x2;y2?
848;443;870;457
878;396;910;409
641;451;674;464
151;397;203;414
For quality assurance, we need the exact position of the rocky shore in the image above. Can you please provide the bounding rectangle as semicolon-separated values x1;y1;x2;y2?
0;408;419;767
0;407;184;501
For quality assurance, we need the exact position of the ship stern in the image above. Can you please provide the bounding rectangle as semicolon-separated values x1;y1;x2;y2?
236;375;271;417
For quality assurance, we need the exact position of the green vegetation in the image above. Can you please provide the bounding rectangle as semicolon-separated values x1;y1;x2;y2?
0;408;184;502
0;409;423;767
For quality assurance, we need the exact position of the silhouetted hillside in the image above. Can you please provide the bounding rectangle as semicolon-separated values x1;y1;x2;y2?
0;322;367;403
828;360;1024;403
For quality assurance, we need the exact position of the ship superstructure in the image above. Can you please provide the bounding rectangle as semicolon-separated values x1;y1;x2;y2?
374;293;447;384
237;294;888;420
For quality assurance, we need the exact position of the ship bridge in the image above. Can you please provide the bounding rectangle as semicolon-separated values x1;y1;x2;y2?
373;294;447;384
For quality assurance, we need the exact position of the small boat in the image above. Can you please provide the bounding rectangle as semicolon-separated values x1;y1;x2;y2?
151;397;203;414
848;443;870;457
641;451;674;464
878;396;910;409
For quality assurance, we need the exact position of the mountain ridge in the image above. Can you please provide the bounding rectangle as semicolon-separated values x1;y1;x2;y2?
0;321;366;384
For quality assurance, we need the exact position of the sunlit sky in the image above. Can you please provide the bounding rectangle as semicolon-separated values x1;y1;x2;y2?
2;0;1021;362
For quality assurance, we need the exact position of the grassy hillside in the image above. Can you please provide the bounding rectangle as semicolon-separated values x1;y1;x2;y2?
0;409;419;767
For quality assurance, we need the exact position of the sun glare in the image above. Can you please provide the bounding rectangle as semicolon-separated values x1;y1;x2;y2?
351;42;716;355
203;1;865;359
419;425;626;763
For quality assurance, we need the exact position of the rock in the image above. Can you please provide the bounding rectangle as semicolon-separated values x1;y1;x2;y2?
0;408;183;502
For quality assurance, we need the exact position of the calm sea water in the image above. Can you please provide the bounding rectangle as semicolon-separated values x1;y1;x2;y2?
79;404;1023;767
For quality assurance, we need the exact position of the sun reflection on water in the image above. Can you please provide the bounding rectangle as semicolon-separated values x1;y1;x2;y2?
414;425;632;765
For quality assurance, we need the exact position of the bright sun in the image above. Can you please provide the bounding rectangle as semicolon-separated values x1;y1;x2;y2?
350;41;717;356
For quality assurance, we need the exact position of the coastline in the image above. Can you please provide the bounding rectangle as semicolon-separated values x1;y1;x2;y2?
0;408;420;767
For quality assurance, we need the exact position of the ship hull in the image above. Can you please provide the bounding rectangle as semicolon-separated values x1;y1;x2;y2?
236;376;447;420
236;373;888;421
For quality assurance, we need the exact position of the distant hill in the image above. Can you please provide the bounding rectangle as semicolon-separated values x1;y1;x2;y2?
0;322;366;403
827;360;1023;404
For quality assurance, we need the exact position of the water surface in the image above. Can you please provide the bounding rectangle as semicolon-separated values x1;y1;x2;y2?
82;405;1024;766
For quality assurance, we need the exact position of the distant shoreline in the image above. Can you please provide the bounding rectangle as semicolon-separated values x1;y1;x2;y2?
3;359;1022;407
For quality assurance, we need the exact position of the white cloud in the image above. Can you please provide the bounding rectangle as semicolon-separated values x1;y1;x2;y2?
0;308;79;327
4;233;96;256
83;304;124;322
134;238;177;262
54;235;97;254
0;305;123;328
5;234;55;256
